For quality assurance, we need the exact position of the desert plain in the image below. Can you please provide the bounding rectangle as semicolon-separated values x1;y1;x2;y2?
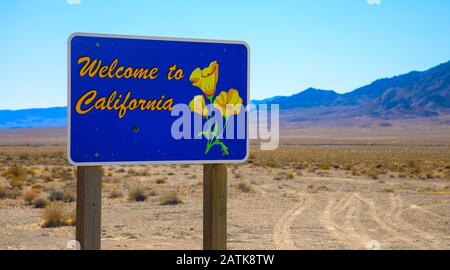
0;123;449;250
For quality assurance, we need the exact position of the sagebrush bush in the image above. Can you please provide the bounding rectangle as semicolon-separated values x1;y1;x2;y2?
47;186;64;201
41;202;73;228
32;196;50;208
159;191;182;205
23;188;40;205
128;183;147;202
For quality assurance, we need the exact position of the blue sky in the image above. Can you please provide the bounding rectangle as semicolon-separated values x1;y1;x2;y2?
0;0;449;109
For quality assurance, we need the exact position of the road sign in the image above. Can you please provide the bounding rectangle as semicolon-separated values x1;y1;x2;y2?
68;33;249;165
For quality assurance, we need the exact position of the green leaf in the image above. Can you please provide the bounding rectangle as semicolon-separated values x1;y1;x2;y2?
215;141;229;155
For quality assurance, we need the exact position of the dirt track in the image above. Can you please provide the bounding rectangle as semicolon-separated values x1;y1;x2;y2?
268;176;450;250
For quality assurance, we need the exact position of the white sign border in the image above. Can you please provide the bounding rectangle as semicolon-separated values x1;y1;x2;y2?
67;32;250;166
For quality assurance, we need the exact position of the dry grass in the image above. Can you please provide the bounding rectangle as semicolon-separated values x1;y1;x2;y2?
128;183;148;202
250;145;450;180
41;202;74;228
23;188;41;205
32;196;50;208
159;191;182;205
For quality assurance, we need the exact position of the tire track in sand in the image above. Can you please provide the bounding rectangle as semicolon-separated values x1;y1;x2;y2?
321;192;370;249
272;196;309;249
353;193;437;248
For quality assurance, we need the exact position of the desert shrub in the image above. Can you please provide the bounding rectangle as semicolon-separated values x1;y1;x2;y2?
5;188;21;199
407;160;422;174
343;164;353;171
235;181;252;193
127;168;137;176
32;196;50;208
294;163;305;170
46;185;75;202
40;172;54;182
0;186;7;199
23;188;40;205
318;162;331;170
156;178;167;184
41;202;72;228
159;191;182;205
285;172;294;180
2;165;27;179
9;177;24;189
64;209;76;226
108;188;123;199
273;175;282;180
128;183;147;202
265;159;280;168
48;186;64;201
368;172;379;179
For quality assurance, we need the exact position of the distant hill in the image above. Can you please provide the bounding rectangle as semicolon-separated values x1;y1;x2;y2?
1;60;449;128
253;60;450;120
0;107;66;129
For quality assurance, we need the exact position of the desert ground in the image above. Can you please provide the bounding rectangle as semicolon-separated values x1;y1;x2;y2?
0;125;449;250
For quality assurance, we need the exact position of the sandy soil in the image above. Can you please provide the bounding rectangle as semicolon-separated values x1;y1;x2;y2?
1;164;449;250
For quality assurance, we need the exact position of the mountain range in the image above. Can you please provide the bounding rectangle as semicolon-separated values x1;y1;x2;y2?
0;60;449;129
253;60;450;120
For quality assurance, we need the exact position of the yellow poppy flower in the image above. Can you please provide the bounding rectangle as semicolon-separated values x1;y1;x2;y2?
189;95;208;117
189;61;219;97
213;88;243;117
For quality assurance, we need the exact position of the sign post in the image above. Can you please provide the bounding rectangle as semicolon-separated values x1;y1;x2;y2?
203;164;227;250
68;33;249;250
75;166;102;250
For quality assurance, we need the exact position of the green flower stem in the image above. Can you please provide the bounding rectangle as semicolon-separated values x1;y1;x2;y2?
205;116;229;155
213;116;229;143
204;95;215;154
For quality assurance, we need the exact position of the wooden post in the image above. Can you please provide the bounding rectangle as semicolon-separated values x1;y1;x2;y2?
76;166;102;250
203;163;227;250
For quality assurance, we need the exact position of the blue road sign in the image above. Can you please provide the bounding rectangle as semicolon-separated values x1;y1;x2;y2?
68;33;249;165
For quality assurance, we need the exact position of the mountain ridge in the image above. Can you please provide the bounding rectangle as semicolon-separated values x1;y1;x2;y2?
252;60;450;120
